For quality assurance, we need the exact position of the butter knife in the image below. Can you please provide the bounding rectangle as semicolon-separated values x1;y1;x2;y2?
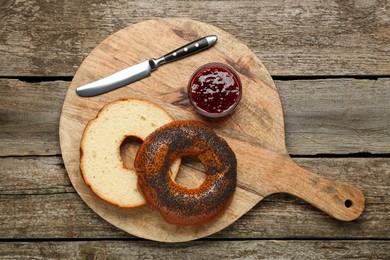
76;35;218;97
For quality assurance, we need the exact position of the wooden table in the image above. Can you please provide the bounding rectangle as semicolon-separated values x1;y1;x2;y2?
1;1;389;258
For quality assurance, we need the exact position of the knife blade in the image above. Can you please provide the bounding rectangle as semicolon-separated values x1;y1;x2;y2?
76;35;218;97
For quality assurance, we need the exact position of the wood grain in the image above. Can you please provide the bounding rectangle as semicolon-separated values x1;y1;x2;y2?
1;240;389;259
1;0;389;76
2;77;390;157
279;78;390;155
1;156;388;239
59;19;364;242
0;79;67;156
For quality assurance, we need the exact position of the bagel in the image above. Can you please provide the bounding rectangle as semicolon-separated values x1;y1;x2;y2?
80;98;181;208
135;120;237;226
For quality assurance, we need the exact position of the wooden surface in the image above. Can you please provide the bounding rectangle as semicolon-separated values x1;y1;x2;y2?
1;0;389;257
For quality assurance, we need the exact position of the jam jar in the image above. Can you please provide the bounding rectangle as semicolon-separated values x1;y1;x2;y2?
188;63;242;118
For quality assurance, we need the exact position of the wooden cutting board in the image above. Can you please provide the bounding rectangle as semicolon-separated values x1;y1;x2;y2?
59;18;364;242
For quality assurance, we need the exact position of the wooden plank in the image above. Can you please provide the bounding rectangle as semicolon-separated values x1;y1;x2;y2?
0;240;389;259
0;156;72;195
0;79;67;156
1;78;390;156
1;1;390;77
278;78;390;155
1;156;388;239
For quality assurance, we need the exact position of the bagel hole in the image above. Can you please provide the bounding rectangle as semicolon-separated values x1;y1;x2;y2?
174;156;207;189
120;136;143;171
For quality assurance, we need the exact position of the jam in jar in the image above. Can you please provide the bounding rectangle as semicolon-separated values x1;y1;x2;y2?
188;63;242;118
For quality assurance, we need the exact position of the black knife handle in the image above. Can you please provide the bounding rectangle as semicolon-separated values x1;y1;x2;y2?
161;35;218;63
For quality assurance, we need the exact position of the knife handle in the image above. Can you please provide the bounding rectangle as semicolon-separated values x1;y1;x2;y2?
161;35;218;64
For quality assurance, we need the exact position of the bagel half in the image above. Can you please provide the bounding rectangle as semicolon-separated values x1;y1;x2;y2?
80;98;181;207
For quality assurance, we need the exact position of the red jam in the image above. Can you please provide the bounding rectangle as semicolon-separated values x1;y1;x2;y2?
188;63;242;118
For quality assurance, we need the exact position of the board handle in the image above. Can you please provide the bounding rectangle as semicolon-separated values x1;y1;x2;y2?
275;158;365;221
